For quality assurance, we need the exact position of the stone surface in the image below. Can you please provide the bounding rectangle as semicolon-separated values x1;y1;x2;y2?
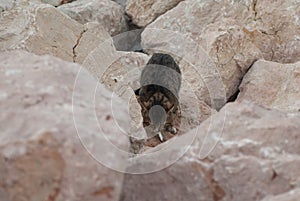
40;0;75;6
238;60;300;113
113;29;143;51
59;0;128;36
141;0;300;108
0;2;112;64
261;188;300;201
125;0;183;27
112;0;126;8
41;0;63;6
0;51;130;201
120;101;300;201
0;0;16;11
75;22;113;63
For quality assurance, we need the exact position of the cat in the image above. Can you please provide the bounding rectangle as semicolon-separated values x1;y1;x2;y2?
134;53;181;142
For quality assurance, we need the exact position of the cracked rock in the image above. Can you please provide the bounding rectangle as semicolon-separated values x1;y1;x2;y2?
59;0;128;36
0;50;130;201
0;2;112;64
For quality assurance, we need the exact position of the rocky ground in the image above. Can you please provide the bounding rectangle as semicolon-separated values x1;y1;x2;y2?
0;0;299;201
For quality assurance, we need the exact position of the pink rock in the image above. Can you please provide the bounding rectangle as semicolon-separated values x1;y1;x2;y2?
0;50;130;201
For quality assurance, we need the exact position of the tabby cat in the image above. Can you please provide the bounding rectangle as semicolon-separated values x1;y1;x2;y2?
134;53;181;141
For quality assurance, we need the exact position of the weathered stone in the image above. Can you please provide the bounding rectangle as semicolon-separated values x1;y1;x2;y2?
100;52;149;148
261;188;300;201
120;101;300;201
0;51;130;201
112;0;126;8
113;29;143;51
59;0;128;36
0;2;112;64
75;22;113;63
100;51;150;92
40;0;75;6
141;0;300;108
251;0;300;63
0;0;16;11
238;60;300;113
41;0;62;6
125;0;183;27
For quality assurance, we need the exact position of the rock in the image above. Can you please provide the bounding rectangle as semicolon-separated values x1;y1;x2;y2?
113;29;143;51
58;0;128;36
120;101;300;201
0;2;112;64
261;188;300;201
100;51;150;92
40;0;62;6
0;51;130;201
100;51;149;148
238;60;300;113
0;0;41;11
141;0;300;108
112;0;126;8
0;0;16;11
125;0;183;27
75;22;113;63
251;0;300;63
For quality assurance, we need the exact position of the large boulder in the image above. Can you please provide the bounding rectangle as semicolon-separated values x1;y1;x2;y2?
120;101;300;201
141;0;300;108
58;0;128;36
0;2;112;64
238;60;300;113
125;0;183;27
0;51;130;201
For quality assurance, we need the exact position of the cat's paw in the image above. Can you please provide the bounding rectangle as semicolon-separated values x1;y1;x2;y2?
165;126;177;134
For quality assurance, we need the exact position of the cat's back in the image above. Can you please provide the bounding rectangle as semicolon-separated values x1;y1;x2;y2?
140;53;181;97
